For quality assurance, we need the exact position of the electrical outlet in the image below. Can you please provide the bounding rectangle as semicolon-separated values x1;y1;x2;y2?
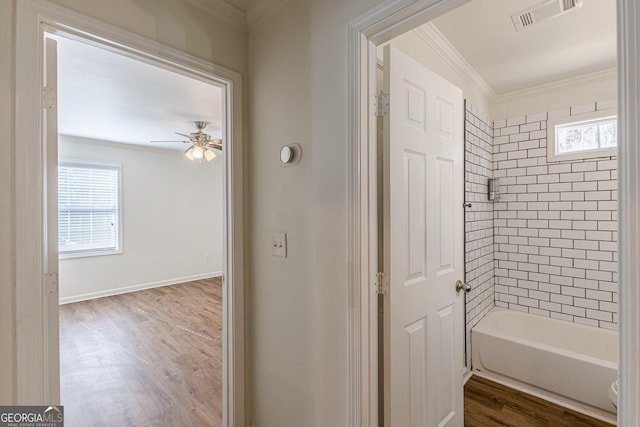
204;253;211;262
271;232;287;258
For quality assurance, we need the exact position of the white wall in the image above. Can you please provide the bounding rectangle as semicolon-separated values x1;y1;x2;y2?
2;0;246;403
58;136;223;302
249;0;402;425
249;2;316;424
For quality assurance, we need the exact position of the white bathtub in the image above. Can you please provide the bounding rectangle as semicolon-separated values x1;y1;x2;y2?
471;308;617;424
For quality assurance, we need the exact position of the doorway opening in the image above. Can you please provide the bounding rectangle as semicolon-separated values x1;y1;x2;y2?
348;0;625;426
15;2;245;426
50;32;226;425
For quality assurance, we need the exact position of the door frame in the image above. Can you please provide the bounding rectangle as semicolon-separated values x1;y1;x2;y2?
346;1;640;426
15;1;246;426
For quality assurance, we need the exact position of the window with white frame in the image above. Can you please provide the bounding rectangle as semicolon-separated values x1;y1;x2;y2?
547;108;617;162
58;162;122;258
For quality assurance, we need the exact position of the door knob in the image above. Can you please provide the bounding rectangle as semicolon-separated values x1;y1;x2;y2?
456;280;471;293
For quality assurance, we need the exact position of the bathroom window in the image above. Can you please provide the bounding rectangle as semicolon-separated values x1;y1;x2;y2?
58;162;122;258
547;108;617;162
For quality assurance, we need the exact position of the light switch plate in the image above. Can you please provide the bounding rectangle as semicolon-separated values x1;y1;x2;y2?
271;232;287;258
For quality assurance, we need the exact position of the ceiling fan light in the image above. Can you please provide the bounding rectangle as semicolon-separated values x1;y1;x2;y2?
192;145;205;160
179;123;220;162
204;149;216;161
184;144;195;160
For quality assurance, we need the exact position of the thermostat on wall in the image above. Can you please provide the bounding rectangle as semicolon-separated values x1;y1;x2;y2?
280;144;302;166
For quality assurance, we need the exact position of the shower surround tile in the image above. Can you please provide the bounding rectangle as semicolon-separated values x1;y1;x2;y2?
462;99;618;370
464;101;495;367
492;101;618;330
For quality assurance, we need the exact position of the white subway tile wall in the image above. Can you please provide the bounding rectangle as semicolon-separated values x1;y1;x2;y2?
464;102;495;366
492;101;618;330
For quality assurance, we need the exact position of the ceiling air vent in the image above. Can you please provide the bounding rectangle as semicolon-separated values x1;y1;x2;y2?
518;11;535;29
561;0;581;11
511;0;584;32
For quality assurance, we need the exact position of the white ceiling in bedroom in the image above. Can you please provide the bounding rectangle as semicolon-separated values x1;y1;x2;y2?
56;35;223;151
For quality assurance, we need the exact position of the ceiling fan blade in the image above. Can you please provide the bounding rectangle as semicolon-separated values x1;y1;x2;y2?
175;132;192;138
150;140;187;143
205;139;223;150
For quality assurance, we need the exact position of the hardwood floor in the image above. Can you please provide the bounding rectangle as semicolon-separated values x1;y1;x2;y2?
464;375;615;427
62;282;615;427
60;278;222;427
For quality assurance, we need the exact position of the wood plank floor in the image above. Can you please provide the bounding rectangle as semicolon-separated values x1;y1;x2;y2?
464;375;615;427
60;278;222;427
62;282;615;426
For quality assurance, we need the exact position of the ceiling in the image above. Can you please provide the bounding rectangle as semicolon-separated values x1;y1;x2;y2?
56;35;223;151
55;0;616;147
431;0;617;95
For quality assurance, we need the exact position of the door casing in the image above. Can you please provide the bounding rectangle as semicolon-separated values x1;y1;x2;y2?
15;1;246;426
346;1;640;426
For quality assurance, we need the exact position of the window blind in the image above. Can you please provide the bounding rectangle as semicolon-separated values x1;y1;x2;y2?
58;162;120;256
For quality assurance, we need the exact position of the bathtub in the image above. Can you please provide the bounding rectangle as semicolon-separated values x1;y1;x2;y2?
471;308;617;424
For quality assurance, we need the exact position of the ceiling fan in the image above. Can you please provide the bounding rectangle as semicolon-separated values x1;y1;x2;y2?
151;121;222;162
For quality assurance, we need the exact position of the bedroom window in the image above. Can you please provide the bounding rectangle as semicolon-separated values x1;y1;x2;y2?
547;108;617;162
58;162;122;258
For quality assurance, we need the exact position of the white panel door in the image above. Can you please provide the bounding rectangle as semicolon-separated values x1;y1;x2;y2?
382;45;464;427
44;35;60;403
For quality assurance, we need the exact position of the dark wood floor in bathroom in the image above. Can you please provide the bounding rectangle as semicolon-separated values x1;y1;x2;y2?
464;375;615;427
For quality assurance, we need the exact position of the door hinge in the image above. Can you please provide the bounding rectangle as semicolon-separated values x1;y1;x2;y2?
43;86;56;110
374;93;389;117
44;272;58;295
375;272;389;295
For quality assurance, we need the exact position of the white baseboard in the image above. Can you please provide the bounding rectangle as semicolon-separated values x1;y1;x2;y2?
463;367;473;385
59;271;222;304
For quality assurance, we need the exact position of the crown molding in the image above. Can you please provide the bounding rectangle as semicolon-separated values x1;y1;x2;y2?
495;67;618;103
184;0;247;29
412;23;617;112
246;0;291;31
413;23;496;102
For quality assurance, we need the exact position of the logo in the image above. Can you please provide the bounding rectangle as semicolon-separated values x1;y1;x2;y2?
0;405;64;427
